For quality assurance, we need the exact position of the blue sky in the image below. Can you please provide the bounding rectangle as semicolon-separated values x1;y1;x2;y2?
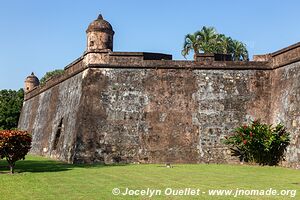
0;0;300;90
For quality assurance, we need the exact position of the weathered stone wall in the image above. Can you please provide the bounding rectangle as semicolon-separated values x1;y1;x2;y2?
71;66;272;164
270;61;300;168
19;45;300;167
25;59;85;101
19;72;83;163
272;42;300;68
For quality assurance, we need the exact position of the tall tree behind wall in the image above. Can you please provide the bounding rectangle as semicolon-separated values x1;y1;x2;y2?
0;89;24;130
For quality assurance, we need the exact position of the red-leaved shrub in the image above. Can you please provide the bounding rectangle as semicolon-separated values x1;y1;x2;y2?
0;130;31;173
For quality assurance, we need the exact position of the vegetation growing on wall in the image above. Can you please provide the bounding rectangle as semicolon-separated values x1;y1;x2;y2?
182;26;249;61
223;120;290;166
0;89;24;130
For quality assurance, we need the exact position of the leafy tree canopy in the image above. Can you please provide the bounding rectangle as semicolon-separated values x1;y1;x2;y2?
40;69;64;85
182;26;249;61
0;130;31;174
0;89;24;130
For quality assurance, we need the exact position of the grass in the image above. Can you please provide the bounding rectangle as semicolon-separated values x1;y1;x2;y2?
0;155;299;200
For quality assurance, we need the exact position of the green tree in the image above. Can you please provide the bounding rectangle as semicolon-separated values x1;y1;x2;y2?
215;34;233;54
230;40;249;61
0;89;24;130
197;26;218;53
40;69;64;85
181;32;201;59
182;26;249;61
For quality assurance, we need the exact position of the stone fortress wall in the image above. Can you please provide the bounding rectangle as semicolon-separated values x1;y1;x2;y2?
18;15;300;168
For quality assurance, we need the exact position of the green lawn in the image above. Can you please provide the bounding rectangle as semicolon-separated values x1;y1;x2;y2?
0;155;299;200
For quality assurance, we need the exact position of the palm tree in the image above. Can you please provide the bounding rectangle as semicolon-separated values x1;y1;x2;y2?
215;34;233;54
181;26;249;61
181;32;201;59
198;26;218;53
230;40;249;61
181;26;219;59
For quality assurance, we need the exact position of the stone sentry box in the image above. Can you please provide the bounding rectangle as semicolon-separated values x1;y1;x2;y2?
18;14;300;168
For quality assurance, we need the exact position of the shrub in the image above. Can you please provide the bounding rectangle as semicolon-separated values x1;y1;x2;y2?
0;130;32;174
223;120;290;166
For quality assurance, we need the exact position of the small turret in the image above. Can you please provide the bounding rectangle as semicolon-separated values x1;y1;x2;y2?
24;72;39;92
86;14;114;51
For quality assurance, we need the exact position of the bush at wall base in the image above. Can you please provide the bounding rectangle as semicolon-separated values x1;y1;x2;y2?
223;120;290;166
0;130;31;174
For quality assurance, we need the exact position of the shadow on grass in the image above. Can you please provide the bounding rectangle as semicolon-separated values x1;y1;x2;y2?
0;158;128;174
